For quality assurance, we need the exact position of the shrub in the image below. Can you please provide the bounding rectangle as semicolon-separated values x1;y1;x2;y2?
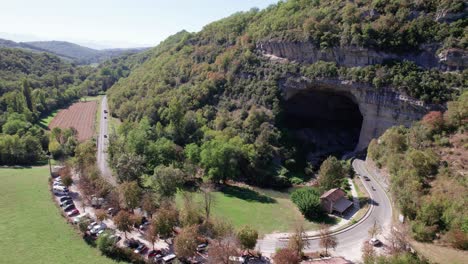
273;248;301;264
237;225;258;250
290;188;323;220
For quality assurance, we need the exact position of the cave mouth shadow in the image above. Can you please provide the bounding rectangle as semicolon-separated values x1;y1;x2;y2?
279;89;363;167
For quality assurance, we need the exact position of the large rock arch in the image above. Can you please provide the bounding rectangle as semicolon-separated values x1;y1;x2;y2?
281;77;432;150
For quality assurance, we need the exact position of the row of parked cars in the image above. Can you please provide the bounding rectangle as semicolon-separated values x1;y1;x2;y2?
53;178;80;217
124;238;176;263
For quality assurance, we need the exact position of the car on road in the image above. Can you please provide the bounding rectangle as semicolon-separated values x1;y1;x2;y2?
67;209;80;217
63;204;76;212
59;196;72;202
369;238;382;246
104;110;108;114
104;116;107;119
363;176;371;181
134;244;148;254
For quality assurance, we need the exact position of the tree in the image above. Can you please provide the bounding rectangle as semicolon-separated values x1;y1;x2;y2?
288;221;309;255
368;220;382;238
319;224;337;256
150;165;185;198
95;209;108;222
422;111;444;133
272;248;301;264
318;156;345;191
153;204;179;238
174;225;199;259
361;240;376;264
115;153;145;182
114;211;133;239
61;174;73;187
207;236;240;264
140;192;158;218
180;192;203;226
386;224;409;254
146;221;159;250
237;225;258;250
290;187;323;220
96;230;116;254
201;184;215;221
119;181;142;212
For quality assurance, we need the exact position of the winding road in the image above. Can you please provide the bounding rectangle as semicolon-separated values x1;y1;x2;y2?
257;159;393;262
97;95;116;186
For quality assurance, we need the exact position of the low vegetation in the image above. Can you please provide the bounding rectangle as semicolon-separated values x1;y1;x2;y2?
368;91;468;249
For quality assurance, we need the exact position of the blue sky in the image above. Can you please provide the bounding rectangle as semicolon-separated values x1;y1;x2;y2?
0;0;279;49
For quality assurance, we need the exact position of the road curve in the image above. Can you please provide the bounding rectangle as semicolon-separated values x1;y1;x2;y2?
97;95;117;186
257;159;393;262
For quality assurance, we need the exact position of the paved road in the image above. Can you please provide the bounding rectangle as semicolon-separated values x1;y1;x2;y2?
97;95;116;186
257;159;393;262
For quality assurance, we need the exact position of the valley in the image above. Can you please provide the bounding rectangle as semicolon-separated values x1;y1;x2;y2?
0;0;467;264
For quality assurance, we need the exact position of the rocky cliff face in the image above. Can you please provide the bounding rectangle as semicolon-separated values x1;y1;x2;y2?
257;41;466;71
280;77;436;151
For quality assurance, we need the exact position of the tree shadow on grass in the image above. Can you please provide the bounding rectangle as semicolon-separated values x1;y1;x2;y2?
220;185;277;204
307;214;340;225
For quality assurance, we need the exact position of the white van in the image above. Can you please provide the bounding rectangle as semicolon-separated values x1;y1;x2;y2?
162;254;176;263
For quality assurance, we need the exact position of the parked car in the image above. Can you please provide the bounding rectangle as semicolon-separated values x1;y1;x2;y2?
72;214;89;224
67;209;80;217
53;190;68;196
124;239;140;249
107;207;117;216
87;221;98;230
148;249;162;258
63;204;76;212
197;243;207;252
162;254;176;263
90;223;107;235
139;221;150;231
134;244;148;254
60;200;74;207
109;235;121;244
59;196;72;202
369;238;382;246
53;185;68;192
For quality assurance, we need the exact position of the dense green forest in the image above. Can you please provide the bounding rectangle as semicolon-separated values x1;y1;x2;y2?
0;47;147;165
368;92;467;249
107;0;467;190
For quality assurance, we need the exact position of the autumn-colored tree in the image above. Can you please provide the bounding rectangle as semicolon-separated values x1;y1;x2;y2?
114;211;133;239
361;240;376;264
368;220;382;238
180;192;203;226
272;248;301;264
201;184;215;221
153;204;179;238
237;225;258;250
119;181;142;212
174;225;199;259
386;224;409;254
319;224;338;256
288;221;309;255
207;236;240;264
141;192;158;218
146;221;159;250
422;111;444;133
95;209;108;222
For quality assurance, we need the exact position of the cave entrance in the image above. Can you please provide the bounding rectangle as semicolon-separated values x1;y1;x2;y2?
281;89;363;169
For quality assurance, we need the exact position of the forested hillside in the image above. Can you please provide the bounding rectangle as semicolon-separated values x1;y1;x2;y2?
368;92;467;249
107;0;467;190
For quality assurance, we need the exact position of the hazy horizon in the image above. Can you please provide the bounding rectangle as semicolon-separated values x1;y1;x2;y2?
1;0;279;49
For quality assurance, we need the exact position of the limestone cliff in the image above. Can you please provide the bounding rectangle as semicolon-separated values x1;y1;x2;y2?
257;41;466;71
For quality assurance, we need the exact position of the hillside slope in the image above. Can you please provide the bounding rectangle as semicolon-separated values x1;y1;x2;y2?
0;38;148;64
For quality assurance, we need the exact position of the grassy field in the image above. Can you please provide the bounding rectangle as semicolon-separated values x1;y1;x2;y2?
0;166;118;264
177;185;320;235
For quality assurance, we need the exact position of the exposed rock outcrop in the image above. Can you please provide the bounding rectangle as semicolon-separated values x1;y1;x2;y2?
257;41;465;71
280;77;438;150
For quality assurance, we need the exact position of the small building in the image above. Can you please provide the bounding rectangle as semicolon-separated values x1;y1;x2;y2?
320;188;353;215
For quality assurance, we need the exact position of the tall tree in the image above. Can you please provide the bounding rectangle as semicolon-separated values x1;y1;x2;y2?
319;224;338;256
318;156;345;191
114;152;145;182
207;236;240;264
114;211;133;239
119;181;142;212
174;225;199;259
150;165;185;198
21;79;33;112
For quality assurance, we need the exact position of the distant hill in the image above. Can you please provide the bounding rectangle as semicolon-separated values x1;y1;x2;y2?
0;38;149;64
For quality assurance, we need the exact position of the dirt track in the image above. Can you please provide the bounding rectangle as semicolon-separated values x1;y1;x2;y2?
49;101;98;142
